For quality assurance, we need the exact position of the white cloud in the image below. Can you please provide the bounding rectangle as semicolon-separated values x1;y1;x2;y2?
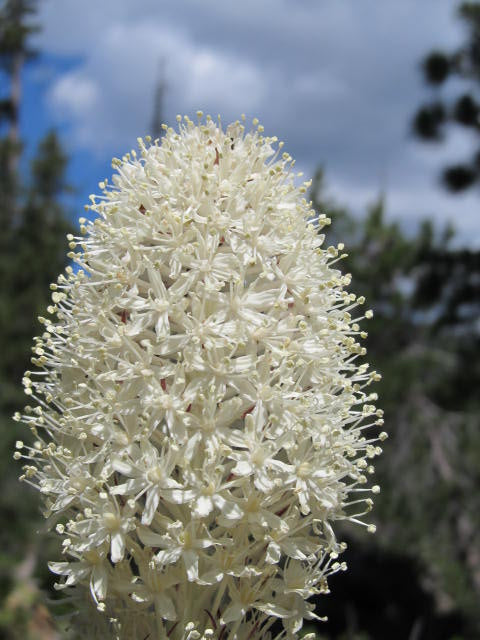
35;0;479;244
293;71;349;102
49;73;99;116
184;48;263;112
325;170;480;248
42;14;265;152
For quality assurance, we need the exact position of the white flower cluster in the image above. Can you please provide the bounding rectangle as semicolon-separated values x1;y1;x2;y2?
15;114;385;640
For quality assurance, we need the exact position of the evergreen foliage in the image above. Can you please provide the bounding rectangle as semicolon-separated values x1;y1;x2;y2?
0;1;73;637
308;172;480;639
412;1;480;191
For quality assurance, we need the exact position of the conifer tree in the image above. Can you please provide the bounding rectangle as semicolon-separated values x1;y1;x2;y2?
412;2;480;192
310;171;480;639
410;5;480;624
0;1;73;636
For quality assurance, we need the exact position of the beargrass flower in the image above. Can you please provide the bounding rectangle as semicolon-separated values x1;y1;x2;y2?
14;113;385;640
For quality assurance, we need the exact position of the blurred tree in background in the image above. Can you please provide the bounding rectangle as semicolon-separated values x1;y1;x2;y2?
412;1;480;191
307;173;480;640
0;1;72;637
310;6;480;639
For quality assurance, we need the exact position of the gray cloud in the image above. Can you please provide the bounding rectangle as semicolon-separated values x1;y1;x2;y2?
36;0;478;244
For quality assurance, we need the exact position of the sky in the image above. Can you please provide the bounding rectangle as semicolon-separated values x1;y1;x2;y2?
18;0;480;245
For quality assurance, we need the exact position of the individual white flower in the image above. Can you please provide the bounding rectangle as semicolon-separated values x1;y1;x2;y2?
131;559;181;621
138;520;227;583
228;412;293;492
49;546;110;604
221;573;290;624
264;509;319;564
110;440;187;525
15;113;384;640
70;498;136;564
181;465;243;520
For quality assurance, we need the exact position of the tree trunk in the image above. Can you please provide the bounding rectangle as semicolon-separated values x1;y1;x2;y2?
7;49;23;224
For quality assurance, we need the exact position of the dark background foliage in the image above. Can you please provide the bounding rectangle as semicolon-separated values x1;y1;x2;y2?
0;1;479;639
